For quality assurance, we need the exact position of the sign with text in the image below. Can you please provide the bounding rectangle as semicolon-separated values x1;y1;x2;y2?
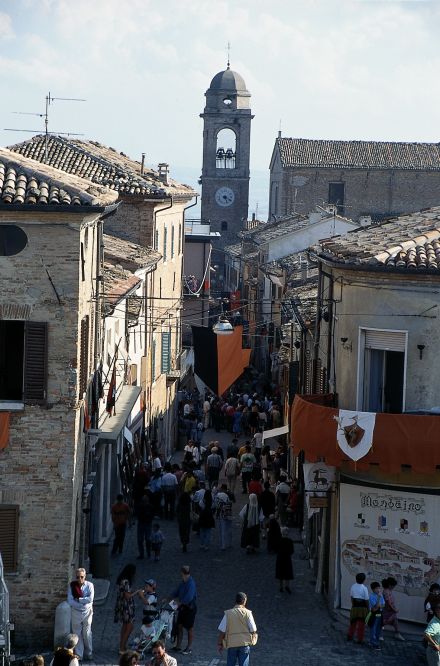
339;482;440;623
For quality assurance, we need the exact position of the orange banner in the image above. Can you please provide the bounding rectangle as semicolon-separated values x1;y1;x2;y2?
0;412;10;450
291;395;440;474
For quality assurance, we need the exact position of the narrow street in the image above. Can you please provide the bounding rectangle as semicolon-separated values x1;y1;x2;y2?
90;428;425;666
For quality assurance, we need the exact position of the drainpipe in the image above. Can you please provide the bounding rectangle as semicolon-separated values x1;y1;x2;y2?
312;262;323;393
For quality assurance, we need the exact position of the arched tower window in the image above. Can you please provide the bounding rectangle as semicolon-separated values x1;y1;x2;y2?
221;221;228;231
216;128;236;169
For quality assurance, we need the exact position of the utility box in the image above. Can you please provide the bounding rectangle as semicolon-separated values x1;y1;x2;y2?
89;543;110;579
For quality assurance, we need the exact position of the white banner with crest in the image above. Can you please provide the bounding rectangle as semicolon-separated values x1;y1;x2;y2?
334;409;376;461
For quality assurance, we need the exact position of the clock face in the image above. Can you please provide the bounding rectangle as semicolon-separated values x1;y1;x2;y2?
215;186;235;207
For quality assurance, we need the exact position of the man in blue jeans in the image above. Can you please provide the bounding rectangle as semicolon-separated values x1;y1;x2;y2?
217;592;257;666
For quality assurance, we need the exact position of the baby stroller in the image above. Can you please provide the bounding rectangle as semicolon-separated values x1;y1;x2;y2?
131;603;177;659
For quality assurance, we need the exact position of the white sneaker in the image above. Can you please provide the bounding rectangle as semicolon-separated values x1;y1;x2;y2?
395;633;405;641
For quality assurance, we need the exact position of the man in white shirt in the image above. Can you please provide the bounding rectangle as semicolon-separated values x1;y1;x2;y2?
161;463;178;520
67;568;94;660
217;592;257;664
252;430;263;462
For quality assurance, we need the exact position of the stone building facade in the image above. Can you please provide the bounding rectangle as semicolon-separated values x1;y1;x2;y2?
0;148;117;645
10;136;195;459
269;137;440;223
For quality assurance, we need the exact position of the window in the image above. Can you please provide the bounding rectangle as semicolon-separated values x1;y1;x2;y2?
0;321;48;404
171;225;175;259
358;328;407;413
0;225;28;256
328;182;345;215
151;339;156;382
154;229;159;251
163;227;167;262
178;224;182;254
216;128;236;169
161;331;171;374
79;316;89;396
221;221;228;231
0;504;19;572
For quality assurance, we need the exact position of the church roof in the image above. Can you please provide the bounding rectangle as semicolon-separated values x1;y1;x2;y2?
209;68;248;93
277;137;440;171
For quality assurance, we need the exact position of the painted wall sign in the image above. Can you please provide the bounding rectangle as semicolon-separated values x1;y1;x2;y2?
340;482;440;623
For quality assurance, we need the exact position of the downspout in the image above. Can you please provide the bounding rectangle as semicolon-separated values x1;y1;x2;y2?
326;274;334;398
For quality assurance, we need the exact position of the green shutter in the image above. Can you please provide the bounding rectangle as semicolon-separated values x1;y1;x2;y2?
163;227;167;262
171;226;175;258
161;332;171;374
151;340;156;381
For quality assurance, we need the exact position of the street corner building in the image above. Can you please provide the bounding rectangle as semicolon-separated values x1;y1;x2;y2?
0;138;195;647
289;206;440;623
0;146;118;645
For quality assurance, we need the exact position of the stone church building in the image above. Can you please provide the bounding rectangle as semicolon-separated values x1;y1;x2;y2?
269;136;440;223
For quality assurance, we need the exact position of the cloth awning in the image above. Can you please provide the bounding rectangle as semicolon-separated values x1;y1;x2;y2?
98;386;141;441
290;394;440;474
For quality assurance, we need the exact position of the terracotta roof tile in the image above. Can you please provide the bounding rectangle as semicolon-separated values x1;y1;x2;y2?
8;135;194;198
0;147;117;208
314;206;440;272
103;233;161;273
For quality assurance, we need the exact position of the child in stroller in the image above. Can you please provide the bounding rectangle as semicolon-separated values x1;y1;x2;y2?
132;579;176;658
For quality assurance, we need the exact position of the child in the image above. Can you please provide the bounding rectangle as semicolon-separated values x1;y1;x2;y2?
347;572;369;643
368;582;385;650
139;578;157;619
150;524;164;562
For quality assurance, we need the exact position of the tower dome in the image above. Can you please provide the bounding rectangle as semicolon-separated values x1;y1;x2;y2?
208;68;248;93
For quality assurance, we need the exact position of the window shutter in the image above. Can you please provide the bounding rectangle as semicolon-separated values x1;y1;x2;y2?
0;505;19;572
364;329;406;352
151;340;156;381
23;321;48;404
161;332;171;374
171;226;175;258
79;316;90;396
163;227;168;262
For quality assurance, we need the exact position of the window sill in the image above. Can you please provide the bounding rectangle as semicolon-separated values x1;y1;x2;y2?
0;401;24;412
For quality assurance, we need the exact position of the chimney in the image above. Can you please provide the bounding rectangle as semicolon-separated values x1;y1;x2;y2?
141;153;145;175
252;213;256;221
158;163;169;186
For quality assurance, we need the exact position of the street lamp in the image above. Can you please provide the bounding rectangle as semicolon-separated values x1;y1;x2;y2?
213;315;233;336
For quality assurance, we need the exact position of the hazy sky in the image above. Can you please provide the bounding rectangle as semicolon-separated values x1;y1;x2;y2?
1;0;439;180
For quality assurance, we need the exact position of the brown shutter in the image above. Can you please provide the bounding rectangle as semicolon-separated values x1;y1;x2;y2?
0;505;19;572
23;321;48;404
79;316;90;396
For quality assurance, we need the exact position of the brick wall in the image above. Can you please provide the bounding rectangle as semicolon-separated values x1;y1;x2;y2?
0;211;98;646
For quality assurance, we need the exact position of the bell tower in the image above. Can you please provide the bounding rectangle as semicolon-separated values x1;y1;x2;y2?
200;64;253;255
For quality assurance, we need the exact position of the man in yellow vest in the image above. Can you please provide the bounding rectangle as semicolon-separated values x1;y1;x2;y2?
217;592;258;666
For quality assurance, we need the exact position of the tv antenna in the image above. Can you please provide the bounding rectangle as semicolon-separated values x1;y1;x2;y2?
4;91;86;163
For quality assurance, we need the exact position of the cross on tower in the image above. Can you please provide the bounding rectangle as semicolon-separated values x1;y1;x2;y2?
227;41;231;69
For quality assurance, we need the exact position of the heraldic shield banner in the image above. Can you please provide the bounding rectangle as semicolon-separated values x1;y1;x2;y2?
334;409;376;461
339;482;440;623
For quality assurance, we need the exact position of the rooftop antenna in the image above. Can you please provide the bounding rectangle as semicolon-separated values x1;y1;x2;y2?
5;91;86;163
226;41;231;69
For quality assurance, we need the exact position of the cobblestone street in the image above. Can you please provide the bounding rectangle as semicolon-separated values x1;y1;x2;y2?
88;428;426;666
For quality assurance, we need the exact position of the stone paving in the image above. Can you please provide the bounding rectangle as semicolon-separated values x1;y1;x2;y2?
78;429;427;665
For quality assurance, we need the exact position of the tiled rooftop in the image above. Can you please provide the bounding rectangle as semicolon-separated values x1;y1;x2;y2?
103;262;141;314
0;147;117;208
9;135;194;198
277;137;440;171
103;233;161;273
314;206;440;272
